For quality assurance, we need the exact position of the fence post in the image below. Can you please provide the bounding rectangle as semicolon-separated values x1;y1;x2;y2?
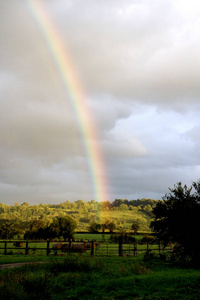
147;242;149;255
119;239;123;256
25;241;29;255
68;240;72;255
4;241;7;255
134;242;137;256
91;241;94;256
46;240;50;256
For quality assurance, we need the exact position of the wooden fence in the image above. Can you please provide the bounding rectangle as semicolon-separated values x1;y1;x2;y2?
0;240;173;257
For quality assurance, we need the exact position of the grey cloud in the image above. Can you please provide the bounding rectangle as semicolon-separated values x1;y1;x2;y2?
54;0;200;106
88;95;133;133
0;99;82;159
1;0;200;204
103;138;147;158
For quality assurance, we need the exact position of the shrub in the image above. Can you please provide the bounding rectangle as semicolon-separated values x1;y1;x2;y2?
141;235;156;244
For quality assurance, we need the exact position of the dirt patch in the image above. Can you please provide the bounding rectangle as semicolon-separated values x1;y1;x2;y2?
0;261;46;269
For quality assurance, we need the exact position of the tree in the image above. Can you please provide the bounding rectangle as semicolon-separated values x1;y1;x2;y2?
88;222;101;233
24;219;49;240
21;202;29;207
0;219;21;239
50;216;77;241
150;181;200;263
29;219;47;231
100;201;112;210
107;222;116;233
119;204;129;211
101;223;107;233
131;222;140;234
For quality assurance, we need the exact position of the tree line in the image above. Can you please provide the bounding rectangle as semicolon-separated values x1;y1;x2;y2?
0;198;155;238
0;198;156;216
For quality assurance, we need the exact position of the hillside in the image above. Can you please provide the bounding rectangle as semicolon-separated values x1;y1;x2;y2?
0;198;157;234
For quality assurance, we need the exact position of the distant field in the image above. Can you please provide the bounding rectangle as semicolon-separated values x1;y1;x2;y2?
78;209;151;232
75;233;144;242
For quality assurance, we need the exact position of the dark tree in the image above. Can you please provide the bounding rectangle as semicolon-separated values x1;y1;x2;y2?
24;219;49;240
50;216;77;241
88;222;101;233
150;181;200;262
107;222;116;233
131;222;140;234
101;223;107;233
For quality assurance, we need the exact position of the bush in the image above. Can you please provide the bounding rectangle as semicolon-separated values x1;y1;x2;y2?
109;232;136;243
141;235;156;244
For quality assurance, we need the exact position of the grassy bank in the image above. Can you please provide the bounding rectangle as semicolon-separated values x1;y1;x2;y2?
0;255;200;299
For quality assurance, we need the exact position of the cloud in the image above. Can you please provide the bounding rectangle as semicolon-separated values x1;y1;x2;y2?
0;0;200;204
0;98;82;159
103;138;147;158
56;0;200;107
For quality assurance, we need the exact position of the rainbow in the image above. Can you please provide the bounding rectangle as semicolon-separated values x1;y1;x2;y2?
26;0;108;203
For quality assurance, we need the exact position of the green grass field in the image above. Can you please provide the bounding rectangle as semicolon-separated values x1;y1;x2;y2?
0;234;199;299
0;255;200;299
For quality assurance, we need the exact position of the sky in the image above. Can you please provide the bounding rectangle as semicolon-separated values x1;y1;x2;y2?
1;0;200;205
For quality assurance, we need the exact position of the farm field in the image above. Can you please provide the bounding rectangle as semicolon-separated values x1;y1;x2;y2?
91;209;151;232
0;255;200;299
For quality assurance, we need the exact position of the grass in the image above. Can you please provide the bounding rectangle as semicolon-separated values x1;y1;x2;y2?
0;254;200;299
0;254;65;265
75;233;144;242
75;233;107;241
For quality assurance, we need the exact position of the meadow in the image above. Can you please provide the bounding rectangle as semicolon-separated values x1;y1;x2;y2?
0;254;200;299
0;233;200;299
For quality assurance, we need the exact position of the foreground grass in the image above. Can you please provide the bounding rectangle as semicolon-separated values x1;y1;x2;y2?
0;254;65;265
0;255;200;299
